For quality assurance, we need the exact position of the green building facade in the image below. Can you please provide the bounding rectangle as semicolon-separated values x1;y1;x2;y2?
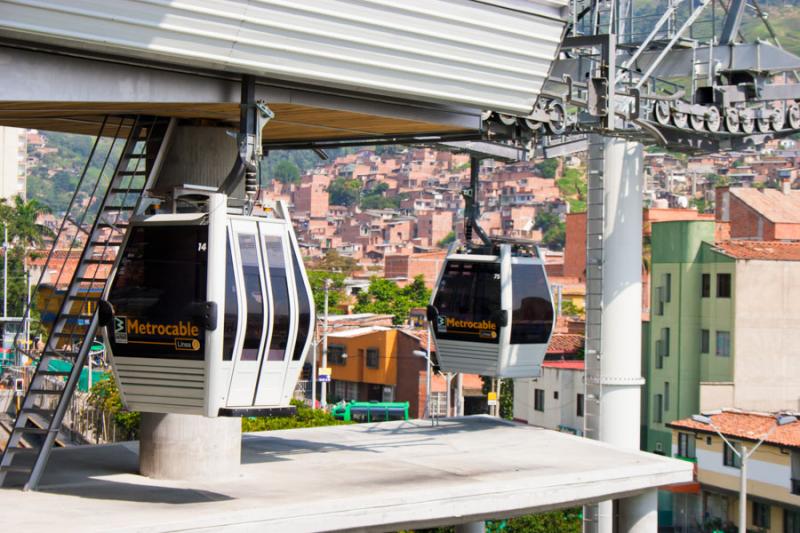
644;220;735;456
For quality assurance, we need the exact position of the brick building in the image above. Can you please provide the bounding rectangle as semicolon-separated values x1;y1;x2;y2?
716;185;800;241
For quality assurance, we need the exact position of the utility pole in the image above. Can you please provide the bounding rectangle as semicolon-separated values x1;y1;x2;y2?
425;329;431;420
311;338;318;408
456;373;464;416
320;278;332;407
3;224;7;319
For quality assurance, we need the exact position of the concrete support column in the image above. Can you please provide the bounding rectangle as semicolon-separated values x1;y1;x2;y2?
139;413;241;480
455;520;485;533
618;490;658;533
138;125;243;481
598;137;644;449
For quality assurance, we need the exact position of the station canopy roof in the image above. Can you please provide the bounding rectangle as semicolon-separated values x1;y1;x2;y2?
0;0;568;144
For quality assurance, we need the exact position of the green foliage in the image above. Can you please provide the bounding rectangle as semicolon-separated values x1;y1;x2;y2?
543;224;566;250
535;211;566;250
534;211;560;233
437;231;456;248
312;250;359;276
501;508;582;533
560;300;583;318
27;132;111;215
88;374;141;440
0;198;54;320
242;399;349;432
706;173;728;187
557;168;587;214
307;270;347;314
354;275;430;325
536;158;559;179
360;182;400;209
691;197;709;212
481;377;514;420
328;177;363;207
273;159;301;184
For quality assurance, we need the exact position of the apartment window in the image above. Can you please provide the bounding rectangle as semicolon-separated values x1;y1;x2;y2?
655;350;664;369
577;393;584;417
664;382;670;412
653;394;663;423
700;329;710;354
677;432;696;459
716;331;731;357
662;273;672;302
717;273;731;298
661;328;670;357
553;391;559;400
723;442;741;468
786;509;800;533
329;345;347;365
753;501;770;529
534;388;545;412
655;287;664;316
792;451;800;496
701;273;711;298
366;348;379;369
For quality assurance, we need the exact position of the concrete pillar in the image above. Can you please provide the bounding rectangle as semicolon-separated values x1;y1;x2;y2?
455;520;485;533
139;126;243;481
139;413;241;480
618;490;658;533
151;125;242;197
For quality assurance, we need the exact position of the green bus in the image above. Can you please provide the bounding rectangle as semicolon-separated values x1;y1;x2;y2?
331;401;409;423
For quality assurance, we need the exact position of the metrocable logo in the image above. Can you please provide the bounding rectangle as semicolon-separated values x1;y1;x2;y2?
126;319;200;338
444;317;497;331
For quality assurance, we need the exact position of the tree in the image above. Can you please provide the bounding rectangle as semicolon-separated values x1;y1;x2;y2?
437;231;456;248
312;250;358;276
354;275;430;325
360;182;400;210
534;211;560;233
543;223;566;250
307;270;347;314
273;159;301;184
536;158;559;179
89;374;141;441
328;178;362;207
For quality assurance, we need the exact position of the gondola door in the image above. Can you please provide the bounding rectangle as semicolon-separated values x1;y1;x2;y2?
227;218;271;406
254;221;294;405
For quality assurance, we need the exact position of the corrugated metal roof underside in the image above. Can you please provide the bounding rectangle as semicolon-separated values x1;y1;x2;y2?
0;0;567;116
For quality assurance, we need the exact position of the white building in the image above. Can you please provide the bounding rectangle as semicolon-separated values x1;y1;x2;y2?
513;360;585;436
0;127;26;200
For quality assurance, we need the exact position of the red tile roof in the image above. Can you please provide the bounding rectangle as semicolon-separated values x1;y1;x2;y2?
668;409;800;449
543;360;584;370
713;240;800;261
547;333;584;355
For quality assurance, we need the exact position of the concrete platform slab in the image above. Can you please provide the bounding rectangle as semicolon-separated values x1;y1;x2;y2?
0;416;692;532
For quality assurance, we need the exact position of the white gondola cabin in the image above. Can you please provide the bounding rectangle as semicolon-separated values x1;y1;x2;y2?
101;190;314;417
428;243;554;378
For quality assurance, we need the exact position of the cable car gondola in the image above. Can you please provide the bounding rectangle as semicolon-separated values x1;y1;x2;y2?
426;156;555;378
428;240;554;378
100;189;314;417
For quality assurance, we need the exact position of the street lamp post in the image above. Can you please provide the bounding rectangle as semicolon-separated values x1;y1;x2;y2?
320;278;332;408
692;413;797;533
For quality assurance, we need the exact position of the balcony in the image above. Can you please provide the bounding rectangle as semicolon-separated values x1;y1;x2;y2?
792;478;800;496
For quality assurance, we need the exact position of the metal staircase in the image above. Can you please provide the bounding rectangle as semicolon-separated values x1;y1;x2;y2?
582;134;605;533
0;115;173;490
